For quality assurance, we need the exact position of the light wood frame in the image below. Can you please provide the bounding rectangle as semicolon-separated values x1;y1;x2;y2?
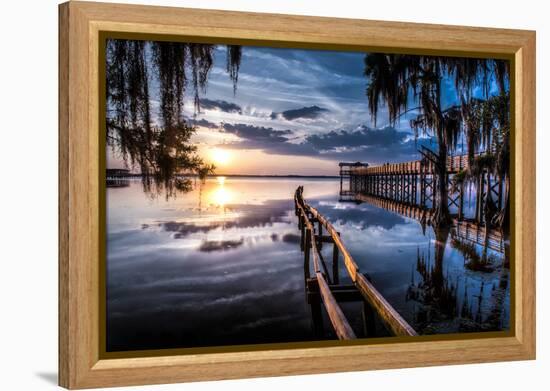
59;1;536;389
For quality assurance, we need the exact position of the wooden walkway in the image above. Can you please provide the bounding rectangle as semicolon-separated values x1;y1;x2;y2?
294;187;417;340
345;153;469;176
340;150;507;238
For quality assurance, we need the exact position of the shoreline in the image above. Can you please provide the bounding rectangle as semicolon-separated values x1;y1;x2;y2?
106;173;341;179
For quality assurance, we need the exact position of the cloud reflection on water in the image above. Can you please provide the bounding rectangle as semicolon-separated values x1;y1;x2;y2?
106;177;509;351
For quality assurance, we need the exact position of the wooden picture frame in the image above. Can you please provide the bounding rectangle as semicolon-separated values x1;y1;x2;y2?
59;1;536;389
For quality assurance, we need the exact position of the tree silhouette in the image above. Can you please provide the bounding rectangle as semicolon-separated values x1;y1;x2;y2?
444;57;510;228
106;39;242;198
365;54;456;226
364;54;509;227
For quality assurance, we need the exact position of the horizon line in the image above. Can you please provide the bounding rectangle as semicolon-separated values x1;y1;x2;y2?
106;172;341;178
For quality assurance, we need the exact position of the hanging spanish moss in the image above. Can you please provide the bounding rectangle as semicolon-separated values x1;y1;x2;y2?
226;45;242;95
106;39;242;198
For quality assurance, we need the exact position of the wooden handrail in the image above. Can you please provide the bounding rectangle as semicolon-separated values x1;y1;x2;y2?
294;197;356;340
348;153;477;176
296;188;417;337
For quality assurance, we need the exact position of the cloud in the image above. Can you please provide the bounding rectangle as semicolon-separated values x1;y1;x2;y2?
150;199;294;239
305;131;435;164
189;117;220;129
221;123;294;143
199;98;242;114
160;221;214;239
271;105;329;120
217;121;435;164
219;122;318;157
313;200;407;231
305;126;407;150
198;239;244;252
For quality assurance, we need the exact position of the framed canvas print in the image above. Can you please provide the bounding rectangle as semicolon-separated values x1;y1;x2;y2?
59;1;536;389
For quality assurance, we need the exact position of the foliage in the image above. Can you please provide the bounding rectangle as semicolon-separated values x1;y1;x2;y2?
364;53;510;227
364;54;458;225
106;39;241;198
450;169;467;193
471;153;496;176
453;169;468;184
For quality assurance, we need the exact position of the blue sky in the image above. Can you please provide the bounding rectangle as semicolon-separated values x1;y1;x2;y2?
108;43;503;176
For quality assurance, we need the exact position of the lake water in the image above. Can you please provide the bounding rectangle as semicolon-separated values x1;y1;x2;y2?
106;177;510;352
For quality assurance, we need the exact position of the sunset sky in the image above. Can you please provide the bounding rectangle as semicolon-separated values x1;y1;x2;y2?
107;44;484;176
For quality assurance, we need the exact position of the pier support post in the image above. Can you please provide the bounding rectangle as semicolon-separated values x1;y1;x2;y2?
332;242;339;285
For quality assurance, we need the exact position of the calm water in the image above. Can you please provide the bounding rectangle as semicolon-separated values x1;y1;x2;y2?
106;177;510;352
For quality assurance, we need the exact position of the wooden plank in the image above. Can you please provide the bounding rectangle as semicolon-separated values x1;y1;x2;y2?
295;196;356;340
307;280;364;302
316;274;357;339
305;203;417;336
315;235;334;243
355;274;417;336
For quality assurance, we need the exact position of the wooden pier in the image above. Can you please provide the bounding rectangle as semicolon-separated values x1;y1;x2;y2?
338;149;508;255
341;151;505;226
347;153;469;176
294;187;417;339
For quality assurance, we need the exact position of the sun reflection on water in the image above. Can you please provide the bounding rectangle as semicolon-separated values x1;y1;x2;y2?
208;176;233;208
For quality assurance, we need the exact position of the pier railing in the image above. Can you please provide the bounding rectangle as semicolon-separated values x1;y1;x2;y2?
295;194;356;340
349;154;470;176
294;187;417;338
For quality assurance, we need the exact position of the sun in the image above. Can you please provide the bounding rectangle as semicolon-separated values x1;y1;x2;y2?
210;148;231;166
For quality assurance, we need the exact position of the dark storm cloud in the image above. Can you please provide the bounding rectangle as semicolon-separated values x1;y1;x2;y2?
270;105;329;120
219;122;318;156
221;123;294;143
190;118;220;129
218;121;435;164
206;120;418;162
305;126;407;150
200;98;242;114
240;140;319;157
